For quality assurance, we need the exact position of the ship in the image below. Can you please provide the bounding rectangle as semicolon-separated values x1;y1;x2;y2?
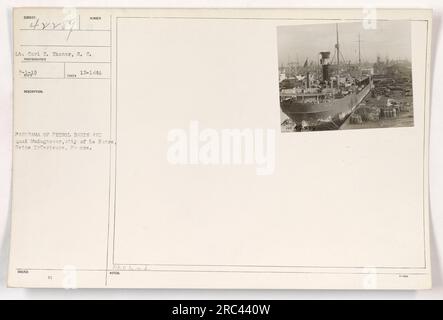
280;25;373;131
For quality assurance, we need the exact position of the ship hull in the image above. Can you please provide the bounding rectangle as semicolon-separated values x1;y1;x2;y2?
281;83;372;130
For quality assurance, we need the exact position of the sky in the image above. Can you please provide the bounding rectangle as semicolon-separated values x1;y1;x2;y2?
277;20;411;65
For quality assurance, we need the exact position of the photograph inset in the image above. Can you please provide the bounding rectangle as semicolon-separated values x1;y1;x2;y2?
278;21;413;132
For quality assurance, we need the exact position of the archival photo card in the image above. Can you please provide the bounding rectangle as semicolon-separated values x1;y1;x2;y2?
9;8;431;290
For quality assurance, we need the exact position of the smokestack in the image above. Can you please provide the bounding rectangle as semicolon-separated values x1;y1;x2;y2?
306;72;310;89
320;51;331;82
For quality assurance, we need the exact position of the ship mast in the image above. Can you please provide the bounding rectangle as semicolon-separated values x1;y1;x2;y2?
358;33;361;65
336;24;340;66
